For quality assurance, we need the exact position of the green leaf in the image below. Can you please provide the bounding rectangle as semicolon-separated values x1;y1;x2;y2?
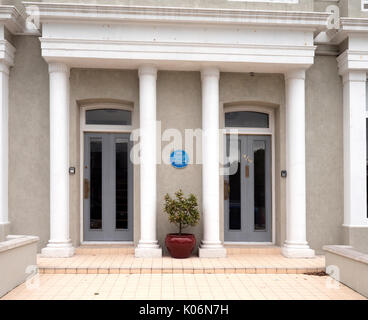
163;189;200;233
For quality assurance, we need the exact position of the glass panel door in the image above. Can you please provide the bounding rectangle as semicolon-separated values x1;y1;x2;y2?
253;140;266;231
89;138;102;230
115;139;128;230
83;133;133;241
224;135;242;236
224;135;271;242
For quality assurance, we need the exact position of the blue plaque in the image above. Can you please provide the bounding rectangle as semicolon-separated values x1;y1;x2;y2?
170;150;189;169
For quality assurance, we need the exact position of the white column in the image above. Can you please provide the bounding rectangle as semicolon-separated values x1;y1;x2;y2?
0;63;10;242
282;69;315;258
199;67;226;258
135;65;162;258
41;63;74;257
342;71;368;227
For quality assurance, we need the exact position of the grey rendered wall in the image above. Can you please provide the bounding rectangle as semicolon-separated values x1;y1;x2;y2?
156;72;203;254
8;36;50;252
305;55;344;253
343;227;368;253
345;0;368;18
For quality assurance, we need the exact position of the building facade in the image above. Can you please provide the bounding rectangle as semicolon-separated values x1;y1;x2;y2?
0;0;367;258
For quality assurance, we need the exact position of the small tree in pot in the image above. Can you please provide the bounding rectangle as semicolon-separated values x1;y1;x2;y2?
164;190;200;259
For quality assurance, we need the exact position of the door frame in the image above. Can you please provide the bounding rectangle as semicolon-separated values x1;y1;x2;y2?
79;100;134;245
223;105;276;245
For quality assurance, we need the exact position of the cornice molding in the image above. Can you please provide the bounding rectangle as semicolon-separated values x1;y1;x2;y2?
337;49;368;75
342;70;367;84
340;17;368;32
327;18;368;45
39;37;317;70
0;5;27;34
23;2;329;30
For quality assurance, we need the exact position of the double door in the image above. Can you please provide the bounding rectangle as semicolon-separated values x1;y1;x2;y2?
224;135;272;242
83;133;133;241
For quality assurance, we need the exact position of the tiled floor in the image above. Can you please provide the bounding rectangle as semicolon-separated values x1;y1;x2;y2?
2;273;366;300
37;253;326;274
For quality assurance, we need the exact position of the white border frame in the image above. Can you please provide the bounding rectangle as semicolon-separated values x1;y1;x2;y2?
79;101;134;245
362;0;368;11
223;105;276;245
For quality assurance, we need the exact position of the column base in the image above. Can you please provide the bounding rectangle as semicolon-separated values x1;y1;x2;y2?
199;242;227;258
135;241;162;258
41;241;75;258
282;243;315;258
0;222;10;242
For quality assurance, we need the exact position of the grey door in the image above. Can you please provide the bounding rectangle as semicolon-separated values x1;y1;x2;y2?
224;135;272;242
83;133;133;241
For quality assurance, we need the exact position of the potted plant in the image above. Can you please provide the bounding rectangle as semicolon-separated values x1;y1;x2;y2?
164;190;200;259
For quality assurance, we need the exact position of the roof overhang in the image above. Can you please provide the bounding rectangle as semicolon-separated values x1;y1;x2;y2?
23;2;329;31
327;17;368;44
21;2;330;72
0;5;27;34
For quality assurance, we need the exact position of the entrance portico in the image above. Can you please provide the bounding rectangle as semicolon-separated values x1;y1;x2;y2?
26;2;329;258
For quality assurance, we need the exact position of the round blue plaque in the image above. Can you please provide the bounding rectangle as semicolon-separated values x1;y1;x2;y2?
170;150;189;169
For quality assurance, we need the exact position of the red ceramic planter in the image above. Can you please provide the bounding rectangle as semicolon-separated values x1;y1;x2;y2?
165;234;196;259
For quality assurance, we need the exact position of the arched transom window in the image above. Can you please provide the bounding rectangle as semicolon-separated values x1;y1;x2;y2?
85;109;132;126
225;111;269;128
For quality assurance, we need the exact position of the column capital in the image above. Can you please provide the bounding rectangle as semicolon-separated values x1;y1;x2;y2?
342;70;367;84
48;62;70;76
285;69;306;81
0;40;16;68
138;65;157;79
201;67;220;81
0;62;10;75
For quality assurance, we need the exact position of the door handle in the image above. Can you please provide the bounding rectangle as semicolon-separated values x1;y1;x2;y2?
84;178;90;199
224;180;230;200
245;165;250;178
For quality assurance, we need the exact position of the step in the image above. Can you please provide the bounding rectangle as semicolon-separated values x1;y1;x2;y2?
75;245;134;255
225;245;281;255
38;266;325;275
76;245;281;255
37;249;325;275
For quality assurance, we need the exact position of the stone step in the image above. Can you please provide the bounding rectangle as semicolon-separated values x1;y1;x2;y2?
38;266;324;275
75;245;134;255
76;245;281;255
225;245;281;255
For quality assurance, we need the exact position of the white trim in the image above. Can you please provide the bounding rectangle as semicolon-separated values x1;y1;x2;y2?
362;0;368;11
337;50;368;76
81;241;134;245
342;225;368;228
79;101;134;245
23;3;324;72
223;105;276;245
0;6;28;35
0;40;15;67
24;2;328;30
224;242;274;245
80;102;134;133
